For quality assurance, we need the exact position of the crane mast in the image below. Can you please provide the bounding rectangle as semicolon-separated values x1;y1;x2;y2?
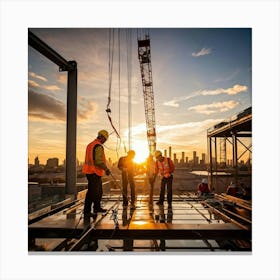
137;34;156;155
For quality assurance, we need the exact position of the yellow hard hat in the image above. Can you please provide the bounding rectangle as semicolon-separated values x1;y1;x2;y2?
127;150;135;157
98;130;109;140
154;150;162;158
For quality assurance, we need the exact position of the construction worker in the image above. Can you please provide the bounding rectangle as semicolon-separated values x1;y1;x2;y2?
226;181;237;196
146;154;156;205
118;150;136;209
154;150;175;208
197;178;211;196
82;130;111;216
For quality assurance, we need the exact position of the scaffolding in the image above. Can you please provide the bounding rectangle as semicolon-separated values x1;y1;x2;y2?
207;107;252;191
28;192;251;252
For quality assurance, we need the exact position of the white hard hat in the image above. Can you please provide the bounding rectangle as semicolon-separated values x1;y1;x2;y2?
202;178;207;184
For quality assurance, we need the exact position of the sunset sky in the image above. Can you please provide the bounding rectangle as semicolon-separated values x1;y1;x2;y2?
1;0;279;279
28;28;252;164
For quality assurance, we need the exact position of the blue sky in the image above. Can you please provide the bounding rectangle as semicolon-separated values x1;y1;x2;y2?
28;28;252;164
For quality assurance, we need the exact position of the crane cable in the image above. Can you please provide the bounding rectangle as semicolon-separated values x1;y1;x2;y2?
106;28;121;140
126;28;132;150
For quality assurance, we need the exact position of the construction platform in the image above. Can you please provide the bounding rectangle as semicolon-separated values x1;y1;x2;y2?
28;193;251;252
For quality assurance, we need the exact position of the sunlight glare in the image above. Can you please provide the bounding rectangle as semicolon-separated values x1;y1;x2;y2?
132;142;149;164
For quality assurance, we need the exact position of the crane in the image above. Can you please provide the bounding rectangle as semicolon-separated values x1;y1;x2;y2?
137;33;157;156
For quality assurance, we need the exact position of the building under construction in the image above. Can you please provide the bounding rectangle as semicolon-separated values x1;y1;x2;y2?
28;29;252;253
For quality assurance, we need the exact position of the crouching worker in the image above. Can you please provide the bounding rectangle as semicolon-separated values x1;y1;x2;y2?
82;130;111;216
197;178;211;197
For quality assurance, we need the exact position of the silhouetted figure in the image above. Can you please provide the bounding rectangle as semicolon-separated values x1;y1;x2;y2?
118;150;136;209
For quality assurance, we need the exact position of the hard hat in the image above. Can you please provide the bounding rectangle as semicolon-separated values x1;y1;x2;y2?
154;150;162;158
98;130;109;140
202;178;207;184
127;150;135;157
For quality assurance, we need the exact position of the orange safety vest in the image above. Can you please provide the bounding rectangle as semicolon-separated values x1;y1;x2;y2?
82;139;106;176
156;157;173;178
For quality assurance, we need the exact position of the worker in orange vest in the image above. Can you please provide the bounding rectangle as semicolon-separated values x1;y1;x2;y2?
82;130;111;216
154;150;175;208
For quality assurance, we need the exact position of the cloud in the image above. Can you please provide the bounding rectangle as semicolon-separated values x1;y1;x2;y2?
163;93;200;107
214;69;240;83
163;84;247;107
28;79;61;91
78;96;98;121
56;74;67;84
28;80;40;88
188;100;239;115
192;48;212;57
29;71;48;82
29;90;99;123
201;84;247;96
129;119;223;141
163;100;180;108
28;90;66;122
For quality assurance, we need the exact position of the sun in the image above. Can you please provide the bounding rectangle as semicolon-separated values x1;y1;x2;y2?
132;142;149;164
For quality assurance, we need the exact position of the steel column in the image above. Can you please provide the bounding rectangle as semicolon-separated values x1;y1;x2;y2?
208;137;213;190
232;133;238;186
66;62;77;195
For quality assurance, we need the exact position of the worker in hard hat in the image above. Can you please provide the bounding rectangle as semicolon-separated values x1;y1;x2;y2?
197;178;210;196
118;150;136;209
82;130;111;216
154;150;175;208
146;154;156;205
226;181;237;196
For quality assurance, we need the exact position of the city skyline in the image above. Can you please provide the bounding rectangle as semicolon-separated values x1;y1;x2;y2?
28;28;252;164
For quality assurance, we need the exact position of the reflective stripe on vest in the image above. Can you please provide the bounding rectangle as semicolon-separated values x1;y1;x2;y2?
82;139;106;176
157;157;171;178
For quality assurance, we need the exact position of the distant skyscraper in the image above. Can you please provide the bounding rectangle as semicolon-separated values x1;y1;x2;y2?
34;156;39;167
201;153;206;164
181;152;185;164
193;151;198;166
193;151;196;161
164;149;167;157
46;158;59;168
186;157;189;164
169;146;172;158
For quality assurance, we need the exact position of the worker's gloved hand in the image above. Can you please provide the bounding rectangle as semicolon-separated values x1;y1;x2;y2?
105;169;111;176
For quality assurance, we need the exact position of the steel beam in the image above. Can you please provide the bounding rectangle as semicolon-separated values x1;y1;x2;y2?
28;30;73;71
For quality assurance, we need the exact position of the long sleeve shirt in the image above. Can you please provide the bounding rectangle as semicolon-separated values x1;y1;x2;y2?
94;145;108;171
